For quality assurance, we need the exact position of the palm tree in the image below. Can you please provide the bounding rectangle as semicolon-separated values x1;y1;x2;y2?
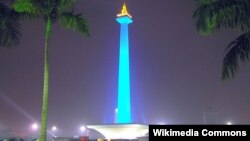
193;0;250;80
13;0;90;141
0;0;21;47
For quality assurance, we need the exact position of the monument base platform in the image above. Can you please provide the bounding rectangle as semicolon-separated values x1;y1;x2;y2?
87;123;148;140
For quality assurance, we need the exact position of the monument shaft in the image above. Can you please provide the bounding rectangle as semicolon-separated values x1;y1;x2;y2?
116;4;133;123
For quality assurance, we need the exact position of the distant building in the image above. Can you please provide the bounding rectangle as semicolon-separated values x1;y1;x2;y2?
203;108;219;124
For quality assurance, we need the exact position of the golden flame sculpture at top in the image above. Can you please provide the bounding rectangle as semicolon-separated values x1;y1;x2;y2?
117;3;132;18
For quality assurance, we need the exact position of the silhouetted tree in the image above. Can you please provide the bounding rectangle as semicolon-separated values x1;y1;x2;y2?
13;0;90;141
193;0;250;80
0;0;21;47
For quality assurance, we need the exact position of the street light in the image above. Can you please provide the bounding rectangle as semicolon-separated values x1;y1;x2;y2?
52;126;57;131
158;121;166;125
80;125;86;132
226;121;232;125
79;125;89;136
30;123;39;141
31;123;39;131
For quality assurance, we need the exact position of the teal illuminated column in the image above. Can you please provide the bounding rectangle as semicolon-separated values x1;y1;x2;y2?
116;3;133;123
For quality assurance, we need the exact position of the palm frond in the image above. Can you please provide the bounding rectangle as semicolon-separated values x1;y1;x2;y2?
47;0;76;23
0;20;21;47
193;0;250;35
195;0;216;5
60;12;90;36
58;0;76;13
222;32;250;80
13;0;40;14
0;3;21;47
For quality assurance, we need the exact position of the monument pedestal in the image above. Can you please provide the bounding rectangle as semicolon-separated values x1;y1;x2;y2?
87;124;148;140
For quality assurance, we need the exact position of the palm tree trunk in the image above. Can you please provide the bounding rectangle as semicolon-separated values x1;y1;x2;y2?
40;17;52;141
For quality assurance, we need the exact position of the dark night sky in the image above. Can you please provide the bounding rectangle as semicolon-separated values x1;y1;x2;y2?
1;0;250;137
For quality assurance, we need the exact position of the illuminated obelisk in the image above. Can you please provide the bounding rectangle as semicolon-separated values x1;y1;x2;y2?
87;4;148;139
116;3;133;123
